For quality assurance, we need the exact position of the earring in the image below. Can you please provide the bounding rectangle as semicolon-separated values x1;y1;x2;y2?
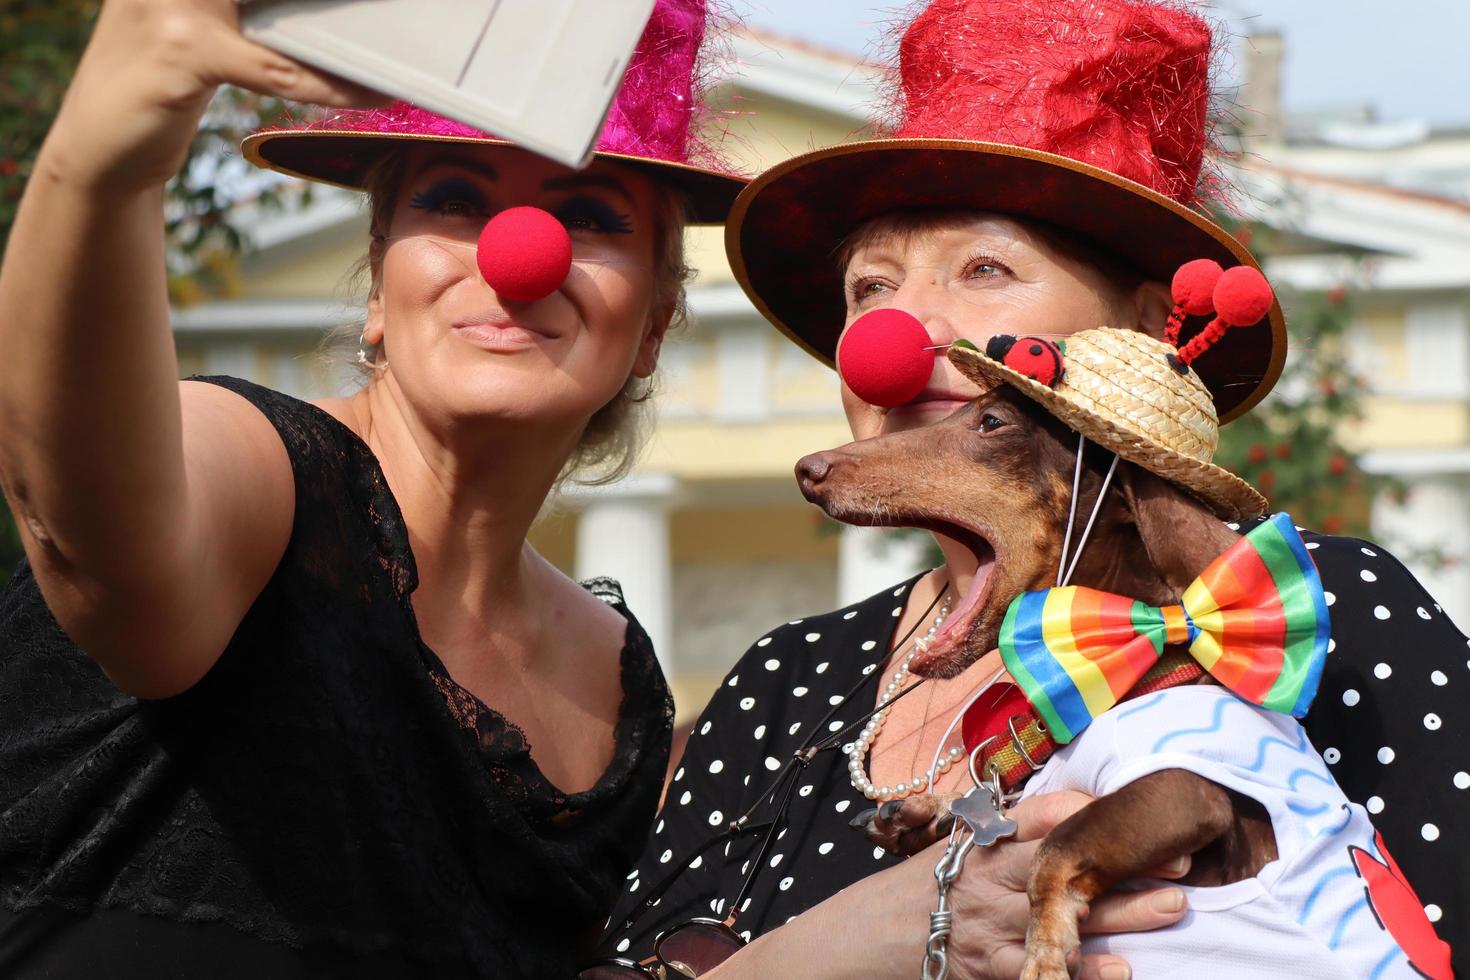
356;332;370;366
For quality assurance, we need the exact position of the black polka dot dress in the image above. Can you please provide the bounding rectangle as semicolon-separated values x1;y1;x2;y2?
1289;525;1466;972
595;526;1467;973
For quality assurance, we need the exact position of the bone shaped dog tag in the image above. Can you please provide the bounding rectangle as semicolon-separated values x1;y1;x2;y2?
950;787;1018;847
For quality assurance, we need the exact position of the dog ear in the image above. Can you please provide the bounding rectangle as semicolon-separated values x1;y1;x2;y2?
1117;463;1241;598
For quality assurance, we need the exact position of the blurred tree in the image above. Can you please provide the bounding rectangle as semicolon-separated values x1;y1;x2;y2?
1211;222;1387;538
1;1;308;584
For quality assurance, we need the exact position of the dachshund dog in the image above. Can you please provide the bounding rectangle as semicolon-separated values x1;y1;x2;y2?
796;385;1280;979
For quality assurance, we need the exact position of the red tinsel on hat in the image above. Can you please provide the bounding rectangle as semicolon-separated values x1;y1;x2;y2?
878;0;1225;207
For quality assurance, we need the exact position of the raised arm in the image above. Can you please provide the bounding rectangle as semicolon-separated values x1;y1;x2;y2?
0;0;380;697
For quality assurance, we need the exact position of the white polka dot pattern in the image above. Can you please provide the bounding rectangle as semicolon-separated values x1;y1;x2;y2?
599;540;1469;966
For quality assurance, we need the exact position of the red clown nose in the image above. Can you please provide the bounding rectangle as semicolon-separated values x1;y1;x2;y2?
476;207;574;302
837;309;935;407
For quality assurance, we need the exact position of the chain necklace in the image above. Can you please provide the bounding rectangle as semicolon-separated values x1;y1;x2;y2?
847;591;964;802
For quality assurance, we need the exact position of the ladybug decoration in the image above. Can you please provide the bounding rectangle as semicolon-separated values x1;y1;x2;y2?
986;335;1066;388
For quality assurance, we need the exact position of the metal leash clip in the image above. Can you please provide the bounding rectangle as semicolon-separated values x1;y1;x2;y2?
921;748;1022;979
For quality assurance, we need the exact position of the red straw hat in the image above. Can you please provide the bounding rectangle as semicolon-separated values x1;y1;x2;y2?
726;0;1285;421
243;0;746;222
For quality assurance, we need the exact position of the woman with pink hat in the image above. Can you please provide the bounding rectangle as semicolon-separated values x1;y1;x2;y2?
0;0;741;975
594;0;1462;977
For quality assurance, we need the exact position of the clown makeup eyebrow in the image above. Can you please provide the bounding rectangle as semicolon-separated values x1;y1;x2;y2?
413;153;499;182
540;173;635;207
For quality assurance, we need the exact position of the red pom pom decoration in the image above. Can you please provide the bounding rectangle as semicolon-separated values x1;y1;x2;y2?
1171;259;1224;316
476;207;574;302
1212;266;1274;326
837;309;934;407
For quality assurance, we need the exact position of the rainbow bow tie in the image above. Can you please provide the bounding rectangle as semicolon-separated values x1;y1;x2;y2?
999;513;1331;744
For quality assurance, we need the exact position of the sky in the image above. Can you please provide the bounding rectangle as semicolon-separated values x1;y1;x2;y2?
739;1;1470;129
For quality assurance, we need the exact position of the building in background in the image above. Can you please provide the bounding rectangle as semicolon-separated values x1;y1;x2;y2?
180;29;1470;718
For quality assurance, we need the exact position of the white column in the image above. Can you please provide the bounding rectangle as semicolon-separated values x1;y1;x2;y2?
573;474;676;678
837;524;931;607
715;326;769;422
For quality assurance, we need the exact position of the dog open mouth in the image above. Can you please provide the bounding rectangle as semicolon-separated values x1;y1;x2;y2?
906;520;1000;678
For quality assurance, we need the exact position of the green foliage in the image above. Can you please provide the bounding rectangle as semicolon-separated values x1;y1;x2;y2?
1212;223;1383;537
0;1;100;583
1;1;99;256
1;4;306;582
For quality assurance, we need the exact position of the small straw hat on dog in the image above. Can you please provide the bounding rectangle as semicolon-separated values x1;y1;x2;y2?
949;327;1268;522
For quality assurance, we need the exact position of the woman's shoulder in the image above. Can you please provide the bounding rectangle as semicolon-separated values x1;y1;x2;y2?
1295;526;1464;629
184;376;373;480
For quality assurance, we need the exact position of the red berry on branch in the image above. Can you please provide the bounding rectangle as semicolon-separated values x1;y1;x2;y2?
1258;470;1276;492
0;159;16;177
1327;286;1347;307
1328;454;1349;477
1248;443;1268;464
1322;515;1344;534
1273;442;1291;460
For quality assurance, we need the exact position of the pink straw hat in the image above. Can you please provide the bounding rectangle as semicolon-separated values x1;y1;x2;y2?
242;0;746;222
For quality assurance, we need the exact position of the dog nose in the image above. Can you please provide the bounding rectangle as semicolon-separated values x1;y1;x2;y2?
796;452;834;499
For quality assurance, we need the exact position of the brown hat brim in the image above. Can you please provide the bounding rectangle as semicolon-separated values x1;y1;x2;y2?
948;343;1267;521
242;130;748;225
726;139;1285;423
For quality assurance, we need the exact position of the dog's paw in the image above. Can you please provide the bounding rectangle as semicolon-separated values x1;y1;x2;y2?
1018;950;1074;980
1022;888;1086;980
848;791;963;855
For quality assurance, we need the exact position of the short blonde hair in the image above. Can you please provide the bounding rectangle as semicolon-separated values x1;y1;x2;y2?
333;149;692;486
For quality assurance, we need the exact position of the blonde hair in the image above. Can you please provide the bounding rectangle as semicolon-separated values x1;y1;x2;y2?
331;149;692;486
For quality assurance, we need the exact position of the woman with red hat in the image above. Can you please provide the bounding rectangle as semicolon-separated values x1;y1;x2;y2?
592;0;1463;976
0;0;743;975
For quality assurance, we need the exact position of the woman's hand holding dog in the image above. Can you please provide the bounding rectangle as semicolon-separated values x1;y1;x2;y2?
704;791;1187;979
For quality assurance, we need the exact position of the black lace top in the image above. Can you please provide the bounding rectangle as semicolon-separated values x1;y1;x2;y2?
598;521;1466;976
0;377;674;979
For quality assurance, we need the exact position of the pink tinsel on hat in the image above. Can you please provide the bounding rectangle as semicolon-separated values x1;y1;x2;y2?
283;0;728;171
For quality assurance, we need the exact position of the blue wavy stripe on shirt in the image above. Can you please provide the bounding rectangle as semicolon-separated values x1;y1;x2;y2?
1151;695;1233;753
1287;797;1332;817
1297;865;1357;924
1316;804;1355;840
1329;896;1370;950
1114;691;1168;723
1286;767;1335;792
1243;724;1311;773
1368;944;1408;979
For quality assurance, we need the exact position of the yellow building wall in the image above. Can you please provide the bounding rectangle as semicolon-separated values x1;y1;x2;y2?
648;418;855;479
1350;400;1470;451
239;233;369;301
1356;308;1409;388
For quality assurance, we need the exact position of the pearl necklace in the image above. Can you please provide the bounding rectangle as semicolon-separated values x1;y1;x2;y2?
847;593;964;803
